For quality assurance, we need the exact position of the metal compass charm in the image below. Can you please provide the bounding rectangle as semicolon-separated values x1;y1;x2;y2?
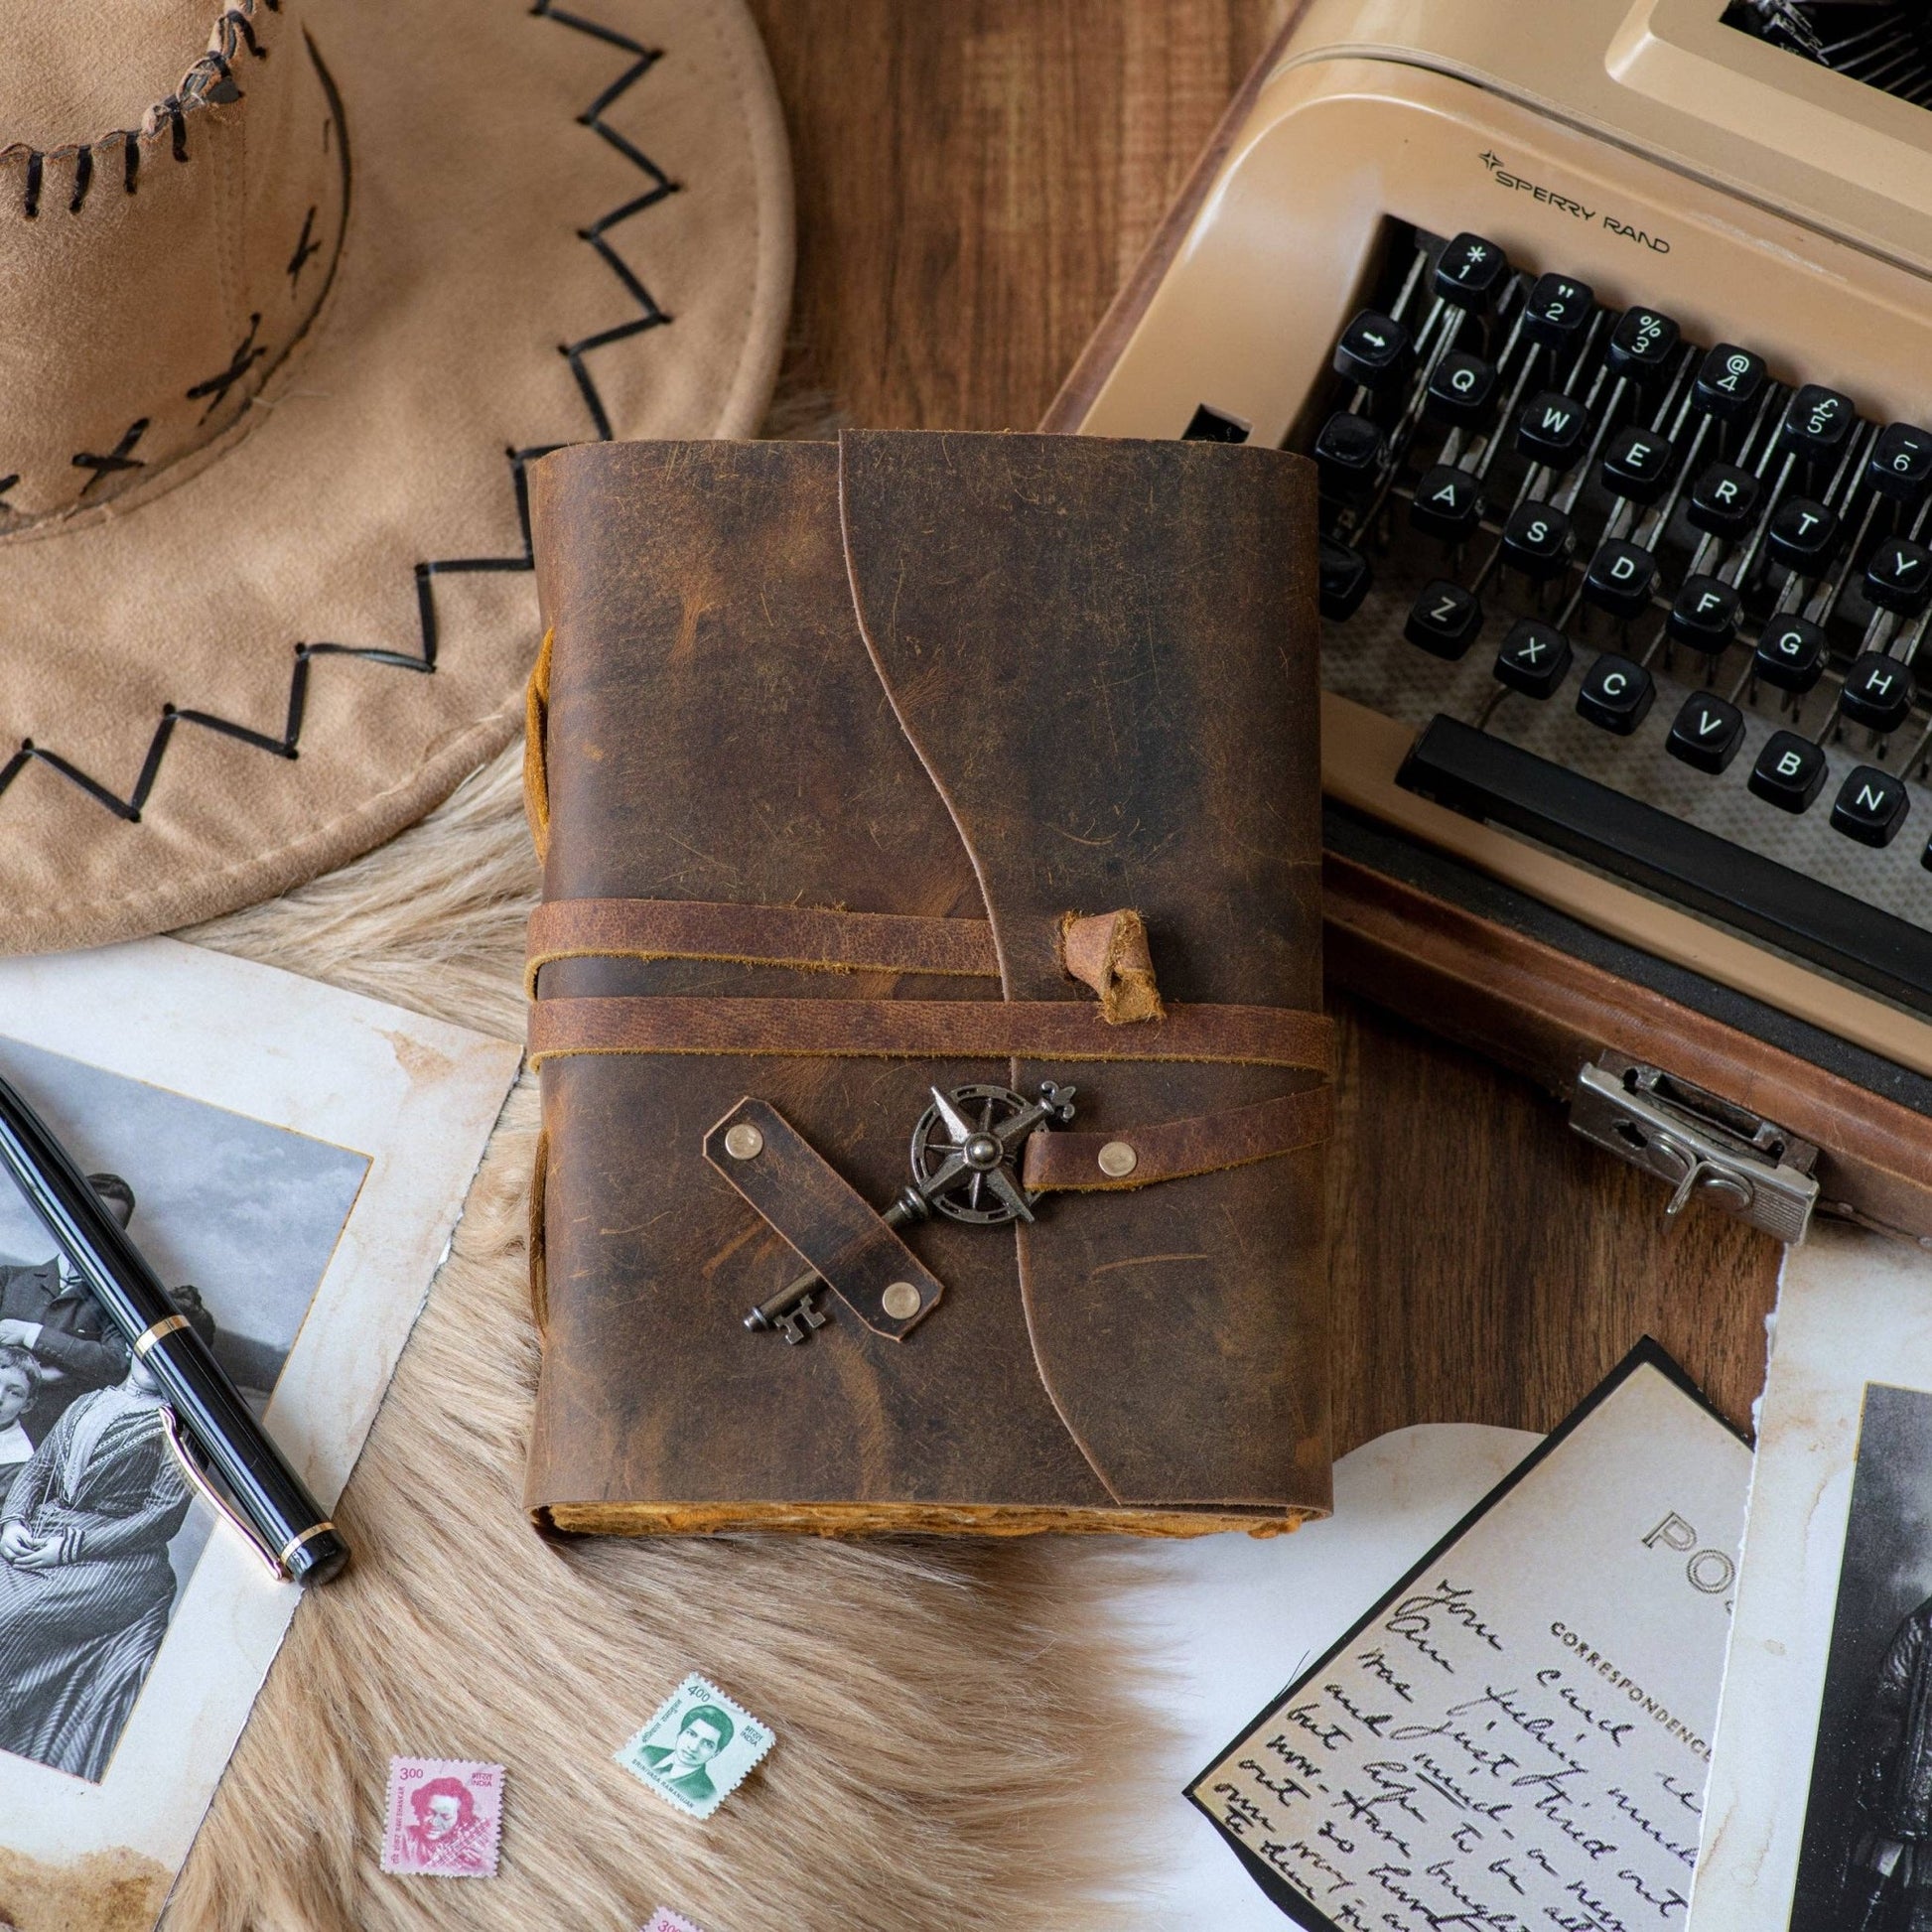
910;1082;1077;1224
744;1079;1077;1340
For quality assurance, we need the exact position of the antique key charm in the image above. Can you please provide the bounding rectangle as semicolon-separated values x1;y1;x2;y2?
743;1080;1077;1341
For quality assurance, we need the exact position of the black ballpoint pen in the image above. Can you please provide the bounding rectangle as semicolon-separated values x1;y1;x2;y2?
0;1069;348;1587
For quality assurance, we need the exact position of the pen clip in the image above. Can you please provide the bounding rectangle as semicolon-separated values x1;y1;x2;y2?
160;1407;290;1584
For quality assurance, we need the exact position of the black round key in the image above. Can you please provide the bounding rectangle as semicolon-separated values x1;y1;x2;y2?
1831;765;1911;847
1404;580;1484;660
1582;539;1659;619
1839;652;1917;733
1753;615;1829;693
1493;619;1573;698
1499;500;1574;582
1666;575;1741;655
1600;424;1678;505
1667;692;1746;773
1749;731;1828;813
1767;496;1841;573
1314;411;1385;497
1333;310;1411;389
1869;422;1932;505
1522;273;1594;353
1409;465;1485;543
1605;308;1681;383
1426;351;1500;428
1865;536;1932;616
1318;537;1372;622
1779;384;1858;470
1692;345;1768;423
1577;652;1655;734
1434;232;1510;308
1687;463;1761;540
1515;392;1590;472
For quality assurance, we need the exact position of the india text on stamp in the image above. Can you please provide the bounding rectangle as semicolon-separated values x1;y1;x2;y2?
379;1756;504;1877
642;1911;706;1932
615;1672;773;1821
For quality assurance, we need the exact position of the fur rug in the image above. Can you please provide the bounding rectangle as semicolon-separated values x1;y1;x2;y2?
164;745;1165;1932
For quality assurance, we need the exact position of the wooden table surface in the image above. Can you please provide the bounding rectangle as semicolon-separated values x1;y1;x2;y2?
744;0;1785;1447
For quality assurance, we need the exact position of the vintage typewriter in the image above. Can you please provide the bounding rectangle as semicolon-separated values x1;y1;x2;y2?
1047;0;1932;1242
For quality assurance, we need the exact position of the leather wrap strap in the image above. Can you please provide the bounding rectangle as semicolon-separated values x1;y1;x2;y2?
528;995;1335;1074
527;897;999;994
1023;1087;1332;1191
703;1098;942;1338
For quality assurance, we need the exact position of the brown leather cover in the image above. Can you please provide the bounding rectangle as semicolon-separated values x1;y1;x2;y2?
523;429;1329;1537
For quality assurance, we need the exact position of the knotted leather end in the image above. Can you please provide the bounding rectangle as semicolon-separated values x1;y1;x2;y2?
1059;908;1165;1024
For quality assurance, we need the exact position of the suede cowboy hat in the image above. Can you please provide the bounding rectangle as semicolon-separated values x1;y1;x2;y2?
0;0;791;955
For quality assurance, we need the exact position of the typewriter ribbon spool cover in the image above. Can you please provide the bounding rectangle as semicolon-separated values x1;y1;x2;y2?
520;431;1334;1537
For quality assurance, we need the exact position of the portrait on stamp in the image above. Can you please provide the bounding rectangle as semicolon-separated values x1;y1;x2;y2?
1788;1383;1932;1932
380;1758;504;1878
617;1673;774;1821
0;1036;366;1784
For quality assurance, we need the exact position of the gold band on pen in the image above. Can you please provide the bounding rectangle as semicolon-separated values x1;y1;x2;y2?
278;1522;339;1567
133;1312;190;1357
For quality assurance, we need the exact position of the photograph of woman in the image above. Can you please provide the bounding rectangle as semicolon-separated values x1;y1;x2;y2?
0;1294;211;1782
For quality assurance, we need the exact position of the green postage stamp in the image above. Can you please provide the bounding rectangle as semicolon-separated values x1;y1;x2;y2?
616;1674;773;1821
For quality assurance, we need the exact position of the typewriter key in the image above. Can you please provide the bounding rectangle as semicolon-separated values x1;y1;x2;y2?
1582;539;1659;620
1840;653;1918;734
1577;653;1655;735
1434;232;1509;307
1667;693;1746;773
1492;619;1572;699
1864;537;1932;616
1749;732;1829;813
1406;581;1484;660
1870;422;1932;504
1516;391;1590;472
1666;576;1741;655
1831;766;1911;848
1754;617;1829;693
1692;345;1767;423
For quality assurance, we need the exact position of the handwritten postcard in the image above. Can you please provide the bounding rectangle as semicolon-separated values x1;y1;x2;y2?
1692;1226;1932;1932
1190;1341;1750;1931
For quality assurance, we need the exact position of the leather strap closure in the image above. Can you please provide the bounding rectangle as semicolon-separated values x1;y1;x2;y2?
1023;1087;1333;1191
527;897;1000;995
529;995;1334;1074
703;1097;942;1338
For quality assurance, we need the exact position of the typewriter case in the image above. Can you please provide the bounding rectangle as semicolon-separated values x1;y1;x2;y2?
1047;0;1932;1243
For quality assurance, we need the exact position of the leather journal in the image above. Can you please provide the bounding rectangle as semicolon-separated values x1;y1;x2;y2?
522;429;1331;1536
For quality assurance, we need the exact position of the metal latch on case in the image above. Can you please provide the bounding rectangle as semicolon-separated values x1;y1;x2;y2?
1568;1052;1819;1244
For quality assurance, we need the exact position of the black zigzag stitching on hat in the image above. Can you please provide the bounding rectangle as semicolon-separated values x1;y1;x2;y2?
533;0;680;440
0;3;682;828
0;446;559;826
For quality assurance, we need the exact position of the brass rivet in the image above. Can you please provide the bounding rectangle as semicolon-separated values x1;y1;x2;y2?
723;1123;764;1161
882;1281;922;1320
1097;1141;1137;1178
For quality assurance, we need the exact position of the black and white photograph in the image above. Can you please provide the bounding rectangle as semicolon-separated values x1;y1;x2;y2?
1788;1382;1932;1932
0;1034;367;1785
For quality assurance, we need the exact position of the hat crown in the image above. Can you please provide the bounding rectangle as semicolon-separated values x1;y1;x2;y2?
0;0;345;529
1;3;235;151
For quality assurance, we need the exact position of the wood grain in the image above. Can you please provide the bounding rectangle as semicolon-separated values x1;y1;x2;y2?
744;0;1783;1448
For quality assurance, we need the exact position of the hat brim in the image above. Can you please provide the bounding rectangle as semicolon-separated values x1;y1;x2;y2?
0;0;792;954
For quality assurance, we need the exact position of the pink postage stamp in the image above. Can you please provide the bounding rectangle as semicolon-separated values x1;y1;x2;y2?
642;1912;706;1932
379;1757;504;1878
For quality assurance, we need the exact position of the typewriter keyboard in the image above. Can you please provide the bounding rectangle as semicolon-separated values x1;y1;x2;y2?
1287;222;1932;1016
